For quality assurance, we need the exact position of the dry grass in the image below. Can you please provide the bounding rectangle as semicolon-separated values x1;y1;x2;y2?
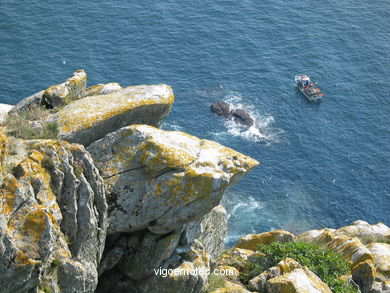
4;106;58;139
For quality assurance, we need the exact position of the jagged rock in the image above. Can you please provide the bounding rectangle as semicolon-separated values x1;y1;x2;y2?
182;205;227;259
117;230;182;280
297;229;373;267
210;279;251;293
217;247;263;272
8;90;45;115
250;258;332;293
41;69;87;108
136;244;211;293
265;265;333;293
248;257;302;291
197;205;227;259
0;103;14;123
87;124;258;235
0;138;107;293
367;243;390;282
54;84;174;146
352;259;376;293
235;230;295;251
336;220;390;244
85;82;123;97
180;221;202;246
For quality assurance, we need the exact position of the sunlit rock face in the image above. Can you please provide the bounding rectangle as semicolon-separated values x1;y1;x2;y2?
87;124;259;235
0;136;107;293
54;84;174;146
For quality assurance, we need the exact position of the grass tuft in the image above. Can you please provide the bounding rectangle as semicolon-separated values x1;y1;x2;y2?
4;106;58;140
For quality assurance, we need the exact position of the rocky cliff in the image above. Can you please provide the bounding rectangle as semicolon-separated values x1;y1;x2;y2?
0;70;258;293
1;70;387;293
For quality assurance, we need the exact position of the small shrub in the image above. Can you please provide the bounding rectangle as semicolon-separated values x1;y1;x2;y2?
205;274;226;292
241;241;357;293
4;106;58;140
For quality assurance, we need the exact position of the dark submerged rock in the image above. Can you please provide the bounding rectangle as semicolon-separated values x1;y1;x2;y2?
210;101;254;127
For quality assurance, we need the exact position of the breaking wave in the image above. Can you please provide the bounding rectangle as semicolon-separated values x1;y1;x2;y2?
213;93;282;144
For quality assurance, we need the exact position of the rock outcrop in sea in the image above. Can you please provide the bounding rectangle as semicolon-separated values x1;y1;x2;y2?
0;70;387;293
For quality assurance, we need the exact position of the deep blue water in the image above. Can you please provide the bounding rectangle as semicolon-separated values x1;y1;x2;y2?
1;0;389;244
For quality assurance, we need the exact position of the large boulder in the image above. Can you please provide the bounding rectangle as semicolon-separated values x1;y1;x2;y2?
265;264;333;293
54;84;174;146
248;258;331;293
0;138;107;293
41;69;87;108
235;230;295;251
87;124;259;235
217;247;263;272
85;82;123;97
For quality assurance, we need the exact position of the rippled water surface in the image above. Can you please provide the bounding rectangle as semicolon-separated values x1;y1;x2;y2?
1;0;389;244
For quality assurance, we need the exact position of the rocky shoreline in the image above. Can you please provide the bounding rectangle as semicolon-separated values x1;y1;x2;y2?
0;70;388;293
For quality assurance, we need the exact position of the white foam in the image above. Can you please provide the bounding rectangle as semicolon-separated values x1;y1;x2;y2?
216;94;282;143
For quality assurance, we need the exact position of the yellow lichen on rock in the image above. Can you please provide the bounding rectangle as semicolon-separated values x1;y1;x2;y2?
235;230;295;251
42;69;87;107
217;247;264;272
367;242;390;281
0;176;19;216
87;124;258;234
55;84;175;145
266;266;333;293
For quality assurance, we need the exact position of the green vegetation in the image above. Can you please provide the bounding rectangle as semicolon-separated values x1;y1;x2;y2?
241;241;357;293
204;274;226;293
4;106;58;139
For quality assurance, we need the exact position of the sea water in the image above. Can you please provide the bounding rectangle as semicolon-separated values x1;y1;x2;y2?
1;0;389;244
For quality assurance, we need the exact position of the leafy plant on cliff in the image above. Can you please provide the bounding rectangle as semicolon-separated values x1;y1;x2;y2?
241;241;357;293
4;106;58;140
